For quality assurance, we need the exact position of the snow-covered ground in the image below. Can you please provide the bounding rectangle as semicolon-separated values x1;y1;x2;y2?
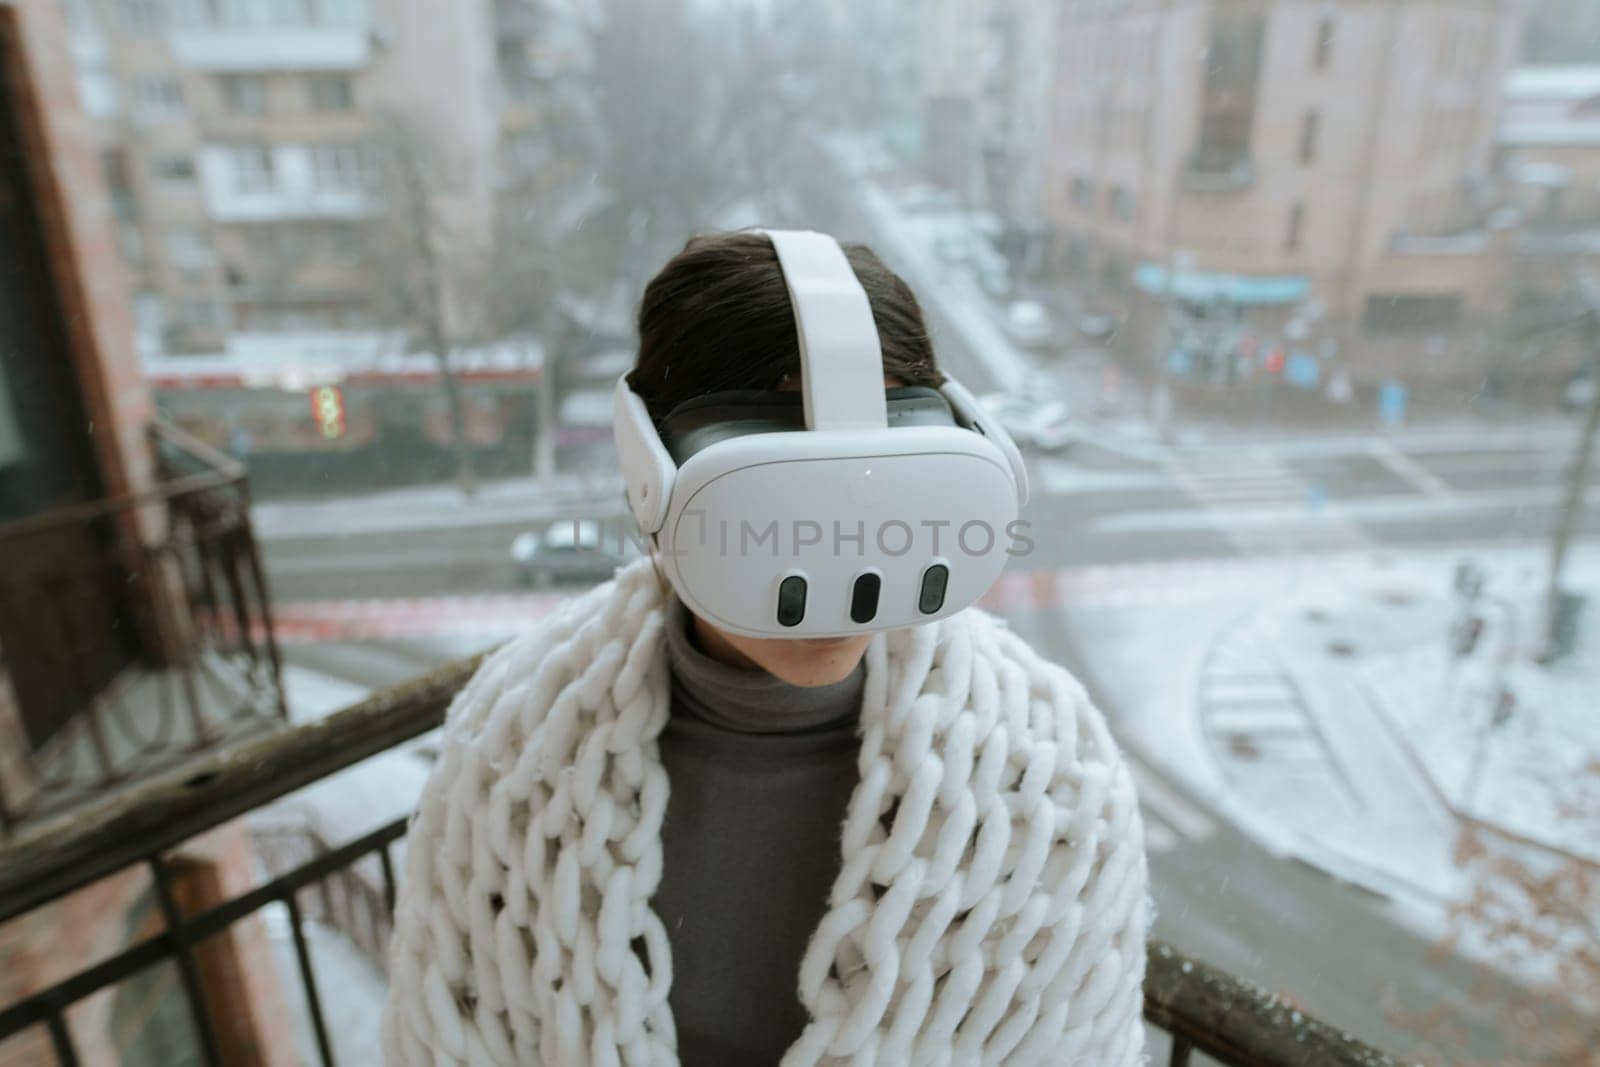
1359;564;1600;862
1066;541;1600;907
262;904;388;1065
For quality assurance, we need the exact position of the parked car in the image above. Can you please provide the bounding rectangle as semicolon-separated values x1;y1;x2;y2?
976;260;1013;298
511;519;637;588
976;392;1076;452
970;242;1012;298
1004;300;1053;349
1077;312;1117;341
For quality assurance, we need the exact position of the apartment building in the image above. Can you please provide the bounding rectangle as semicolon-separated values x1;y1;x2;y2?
1044;0;1524;383
65;0;510;356
1499;65;1600;227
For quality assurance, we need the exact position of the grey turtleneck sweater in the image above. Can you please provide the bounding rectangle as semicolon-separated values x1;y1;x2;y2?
653;599;865;1066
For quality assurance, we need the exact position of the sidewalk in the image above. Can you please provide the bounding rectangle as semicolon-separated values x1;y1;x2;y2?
1195;544;1600;898
253;472;626;540
1050;541;1600;907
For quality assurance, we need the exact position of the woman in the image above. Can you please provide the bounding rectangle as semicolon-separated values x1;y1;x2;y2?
383;232;1150;1066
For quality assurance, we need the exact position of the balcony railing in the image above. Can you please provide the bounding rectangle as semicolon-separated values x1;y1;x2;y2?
1181;157;1254;194
0;421;286;834
166;1;372;72
0;654;1410;1067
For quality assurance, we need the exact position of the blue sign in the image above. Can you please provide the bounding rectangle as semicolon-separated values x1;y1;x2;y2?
1134;264;1312;306
1286;351;1321;390
1379;380;1408;427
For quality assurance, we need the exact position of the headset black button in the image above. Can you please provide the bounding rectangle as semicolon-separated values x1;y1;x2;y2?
777;575;807;627
918;564;949;615
850;572;881;624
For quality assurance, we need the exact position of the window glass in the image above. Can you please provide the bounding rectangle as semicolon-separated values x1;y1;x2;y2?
220;74;267;116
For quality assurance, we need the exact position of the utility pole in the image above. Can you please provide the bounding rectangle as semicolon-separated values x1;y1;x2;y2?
1542;271;1600;661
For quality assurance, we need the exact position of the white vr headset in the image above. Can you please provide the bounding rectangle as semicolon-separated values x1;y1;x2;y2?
613;229;1029;638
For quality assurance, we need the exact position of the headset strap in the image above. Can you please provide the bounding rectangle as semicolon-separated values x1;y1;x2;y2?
765;229;888;431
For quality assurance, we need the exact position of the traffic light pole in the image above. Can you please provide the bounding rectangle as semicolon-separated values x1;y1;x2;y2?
1542;301;1600;662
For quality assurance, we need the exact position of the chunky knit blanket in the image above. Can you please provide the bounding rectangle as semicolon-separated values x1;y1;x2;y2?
382;560;1149;1066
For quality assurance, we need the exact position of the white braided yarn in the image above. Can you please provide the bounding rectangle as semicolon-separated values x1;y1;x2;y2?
382;560;1150;1066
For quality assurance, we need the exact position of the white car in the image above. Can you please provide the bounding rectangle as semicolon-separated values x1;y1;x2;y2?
1077;313;1116;341
511;519;637;588
977;392;1076;452
976;260;1012;298
1004;300;1053;349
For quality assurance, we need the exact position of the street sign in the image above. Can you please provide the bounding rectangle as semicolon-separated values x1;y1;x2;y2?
1379;380;1408;427
1286;351;1320;389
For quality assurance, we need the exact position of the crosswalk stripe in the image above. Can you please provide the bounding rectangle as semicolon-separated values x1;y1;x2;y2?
1164;446;1374;554
1370;439;1456;500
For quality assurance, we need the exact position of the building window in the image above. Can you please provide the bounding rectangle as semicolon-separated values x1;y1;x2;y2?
116;220;147;266
166;227;215;273
1101;253;1127;293
1314;16;1334;70
1070;176;1094;209
116;0;165;31
226;146;275;193
102;148;138;220
1298;111;1320;165
1109;185;1134;221
311;144;378;194
1192;10;1264;174
181;300;225;329
152;155;197;182
308;74;354;112
1362;293;1463;335
78;71;121;119
133;77;185;120
1285;202;1304;253
220;74;267;116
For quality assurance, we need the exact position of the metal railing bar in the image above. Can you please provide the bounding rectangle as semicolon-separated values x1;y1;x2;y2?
179;821;407;945
239;507;290;723
150;420;248;483
1144;942;1412;1066
379;842;397;916
0;656;480;923
0;821;405;1043
0;934;174;1036
148;857;224;1067
46;1009;80;1067
0;467;239;545
285;892;337;1067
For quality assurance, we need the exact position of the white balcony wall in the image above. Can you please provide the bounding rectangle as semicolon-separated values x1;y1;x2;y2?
198;145;375;221
168;25;371;71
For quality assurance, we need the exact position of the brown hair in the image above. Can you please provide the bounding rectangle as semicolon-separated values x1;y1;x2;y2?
628;231;942;421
